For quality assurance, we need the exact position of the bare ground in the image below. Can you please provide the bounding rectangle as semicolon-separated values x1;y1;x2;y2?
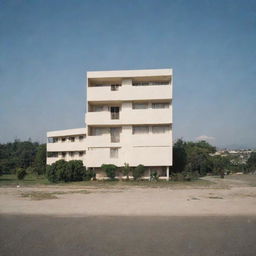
0;174;256;216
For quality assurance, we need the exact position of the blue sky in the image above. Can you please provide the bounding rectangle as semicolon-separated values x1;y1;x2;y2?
0;0;255;148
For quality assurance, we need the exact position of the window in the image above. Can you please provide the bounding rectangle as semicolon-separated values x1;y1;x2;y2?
152;103;170;109
62;152;66;157
110;127;121;143
132;103;148;109
61;137;66;142
79;135;85;141
47;152;58;158
69;137;75;142
79;151;85;157
91;105;104;112
48;138;53;143
69;152;74;157
132;126;149;134
111;84;120;91
110;106;120;119
110;148;118;158
91;83;121;88
132;81;169;86
90;127;108;136
53;137;58;143
152;125;171;134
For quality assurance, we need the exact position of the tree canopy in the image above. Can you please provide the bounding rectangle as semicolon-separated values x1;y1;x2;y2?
0;140;46;174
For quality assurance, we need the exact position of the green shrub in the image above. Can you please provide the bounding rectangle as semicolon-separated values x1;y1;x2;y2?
171;171;199;181
16;168;27;180
33;166;45;175
122;163;131;180
26;166;36;174
46;164;58;183
101;164;117;180
84;169;96;181
46;160;86;183
66;160;86;181
132;164;146;180
150;171;159;181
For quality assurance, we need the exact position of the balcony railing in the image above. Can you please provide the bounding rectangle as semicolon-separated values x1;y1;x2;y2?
111;112;119;119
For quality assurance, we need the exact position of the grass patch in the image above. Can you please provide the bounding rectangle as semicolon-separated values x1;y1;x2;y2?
64;178;215;189
0;174;51;187
0;174;215;189
21;192;58;200
21;189;90;200
209;196;223;199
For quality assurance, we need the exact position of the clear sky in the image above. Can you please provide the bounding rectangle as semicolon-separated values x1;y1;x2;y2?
0;0;255;148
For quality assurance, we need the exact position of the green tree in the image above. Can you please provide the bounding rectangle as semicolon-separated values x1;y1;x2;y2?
101;164;117;180
122;163;131;180
172;139;187;173
0;140;40;174
16;168;27;180
212;155;230;178
33;144;46;175
187;151;213;176
66;160;86;181
247;152;256;171
132;164;146;180
46;160;86;182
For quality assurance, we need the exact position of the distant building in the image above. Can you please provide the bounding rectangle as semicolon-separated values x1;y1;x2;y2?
47;69;173;179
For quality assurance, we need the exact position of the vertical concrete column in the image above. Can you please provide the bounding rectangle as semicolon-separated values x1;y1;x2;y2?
166;166;170;181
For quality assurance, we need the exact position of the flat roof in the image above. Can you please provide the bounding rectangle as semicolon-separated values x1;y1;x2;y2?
87;69;172;79
47;128;86;137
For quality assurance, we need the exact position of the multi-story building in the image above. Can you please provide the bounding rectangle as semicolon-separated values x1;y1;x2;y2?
47;69;173;179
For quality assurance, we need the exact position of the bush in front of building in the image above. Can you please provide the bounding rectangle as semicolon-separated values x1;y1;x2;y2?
46;160;87;182
171;170;199;181
150;171;159;181
16;168;27;180
122;163;131;180
101;164;117;180
132;164;146;180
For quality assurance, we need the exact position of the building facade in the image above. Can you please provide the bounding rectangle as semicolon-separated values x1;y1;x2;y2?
47;69;173;179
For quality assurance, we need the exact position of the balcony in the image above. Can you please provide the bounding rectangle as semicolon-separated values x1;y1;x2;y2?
130;133;172;147
86;134;121;148
47;141;86;152
86;107;172;126
87;84;172;102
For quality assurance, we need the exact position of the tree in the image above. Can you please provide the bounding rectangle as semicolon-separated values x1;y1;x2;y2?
33;144;46;175
0;140;40;174
187;151;213;176
132;164;146;180
212;155;230;178
122;163;130;180
16;168;27;180
101;164;117;180
172;139;187;173
46;160;87;183
247;152;256;171
66;160;86;181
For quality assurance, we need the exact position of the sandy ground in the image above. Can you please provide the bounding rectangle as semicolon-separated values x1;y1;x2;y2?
1;175;256;216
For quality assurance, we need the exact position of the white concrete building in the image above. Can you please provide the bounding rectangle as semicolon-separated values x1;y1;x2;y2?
47;69;173;179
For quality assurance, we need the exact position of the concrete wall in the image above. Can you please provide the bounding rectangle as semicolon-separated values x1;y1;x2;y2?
86;105;172;125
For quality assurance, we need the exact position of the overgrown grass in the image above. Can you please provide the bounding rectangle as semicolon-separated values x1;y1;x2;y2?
0;173;215;188
21;190;90;200
0;174;51;187
21;191;58;200
57;178;215;189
